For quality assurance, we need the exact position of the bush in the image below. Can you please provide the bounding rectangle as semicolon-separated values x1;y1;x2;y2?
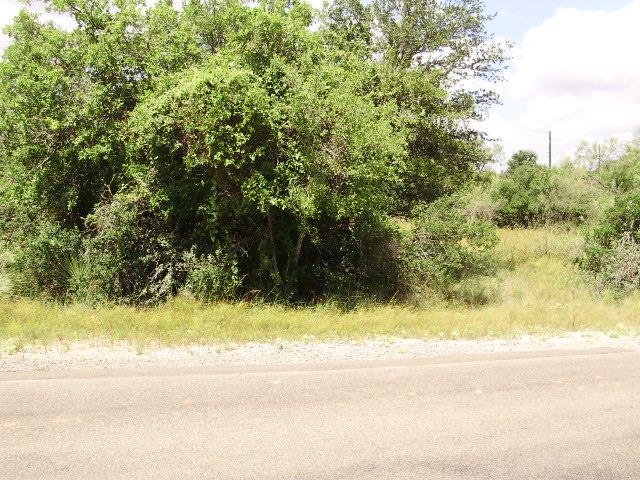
339;217;409;302
546;166;612;225
461;178;502;223
581;191;640;277
507;150;538;172
494;162;551;226
598;143;640;192
8;222;81;299
407;196;499;292
183;249;242;302
593;233;640;293
284;215;410;304
492;162;612;228
69;188;181;305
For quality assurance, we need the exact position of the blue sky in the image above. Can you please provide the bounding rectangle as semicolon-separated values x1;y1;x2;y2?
485;0;631;43
479;0;640;164
1;0;639;163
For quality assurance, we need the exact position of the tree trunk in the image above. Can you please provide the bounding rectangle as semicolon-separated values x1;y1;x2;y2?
293;232;305;269
266;213;280;283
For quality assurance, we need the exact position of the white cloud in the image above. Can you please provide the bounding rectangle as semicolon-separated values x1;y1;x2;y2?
486;1;640;163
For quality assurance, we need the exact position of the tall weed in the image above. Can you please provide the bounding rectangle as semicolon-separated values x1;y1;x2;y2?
0;251;13;296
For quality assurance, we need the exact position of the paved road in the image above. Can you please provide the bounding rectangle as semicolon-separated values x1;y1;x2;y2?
1;349;639;479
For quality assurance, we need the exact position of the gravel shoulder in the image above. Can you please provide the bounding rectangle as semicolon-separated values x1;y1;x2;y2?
2;332;639;373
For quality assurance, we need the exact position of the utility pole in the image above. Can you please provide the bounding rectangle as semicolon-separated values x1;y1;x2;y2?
548;130;552;168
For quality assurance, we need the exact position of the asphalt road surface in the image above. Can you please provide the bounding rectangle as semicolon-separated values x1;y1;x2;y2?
2;349;639;479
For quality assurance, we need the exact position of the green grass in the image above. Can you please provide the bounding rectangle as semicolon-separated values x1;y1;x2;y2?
1;228;639;350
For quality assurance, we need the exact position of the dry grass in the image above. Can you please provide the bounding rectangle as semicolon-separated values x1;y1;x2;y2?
1;228;639;350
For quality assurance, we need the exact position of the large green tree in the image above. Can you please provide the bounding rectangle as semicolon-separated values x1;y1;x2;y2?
372;0;507;210
0;0;506;303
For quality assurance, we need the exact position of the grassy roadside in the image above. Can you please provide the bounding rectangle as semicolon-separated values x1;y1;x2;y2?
1;228;639;351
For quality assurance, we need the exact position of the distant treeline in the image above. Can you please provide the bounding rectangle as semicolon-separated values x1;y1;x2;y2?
470;139;640;293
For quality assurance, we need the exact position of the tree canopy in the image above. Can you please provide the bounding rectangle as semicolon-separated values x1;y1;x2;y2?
507;150;538;172
0;0;507;303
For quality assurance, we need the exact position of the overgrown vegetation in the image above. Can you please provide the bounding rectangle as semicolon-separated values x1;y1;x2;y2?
2;228;639;350
0;0;508;305
485;139;640;297
581;191;640;292
1;1;640;347
463;150;614;228
407;196;498;301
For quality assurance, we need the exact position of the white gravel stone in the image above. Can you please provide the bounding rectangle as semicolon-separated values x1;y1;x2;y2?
1;332;638;372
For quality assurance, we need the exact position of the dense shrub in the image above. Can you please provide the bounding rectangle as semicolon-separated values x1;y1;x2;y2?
0;251;13;296
330;217;409;302
581;191;640;275
598;143;640;192
546;166;613;225
507;150;538;172
0;0;507;305
407;196;499;293
69;188;181;305
461;175;502;223
491;161;612;228
183;249;242;303
494;162;551;226
592;233;640;293
7;222;81;299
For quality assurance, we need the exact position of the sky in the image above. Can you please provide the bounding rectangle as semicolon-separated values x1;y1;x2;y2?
1;0;639;164
482;0;640;164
